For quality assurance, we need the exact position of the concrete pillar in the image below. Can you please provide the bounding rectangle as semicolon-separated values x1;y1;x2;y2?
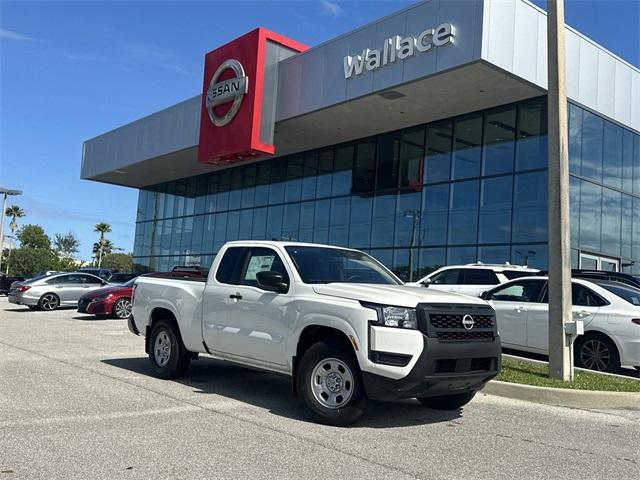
547;0;573;381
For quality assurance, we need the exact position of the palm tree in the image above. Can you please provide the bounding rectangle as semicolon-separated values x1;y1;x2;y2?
92;239;114;258
3;205;24;274
94;222;112;267
5;205;25;236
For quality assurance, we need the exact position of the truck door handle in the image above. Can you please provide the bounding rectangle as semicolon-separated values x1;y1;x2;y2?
515;307;525;313
229;294;243;300
576;311;589;318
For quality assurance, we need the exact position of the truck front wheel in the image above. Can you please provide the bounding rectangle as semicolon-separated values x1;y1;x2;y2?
417;391;476;410
148;320;191;379
297;341;367;426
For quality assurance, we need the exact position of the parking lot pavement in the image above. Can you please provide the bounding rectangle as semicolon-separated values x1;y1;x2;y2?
1;297;638;480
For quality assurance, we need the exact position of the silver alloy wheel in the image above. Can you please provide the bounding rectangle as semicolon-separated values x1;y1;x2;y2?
114;299;132;319
310;357;354;409
154;331;172;367
41;294;58;311
580;339;611;371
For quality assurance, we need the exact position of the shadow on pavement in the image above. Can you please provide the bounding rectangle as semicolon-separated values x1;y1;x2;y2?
72;315;121;321
102;356;462;428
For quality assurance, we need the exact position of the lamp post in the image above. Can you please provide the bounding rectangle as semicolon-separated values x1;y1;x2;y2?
0;188;23;272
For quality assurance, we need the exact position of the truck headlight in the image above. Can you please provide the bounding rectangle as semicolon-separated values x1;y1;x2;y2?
362;302;418;329
382;306;418;329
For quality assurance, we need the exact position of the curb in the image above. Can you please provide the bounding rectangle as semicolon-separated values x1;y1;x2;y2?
482;380;640;409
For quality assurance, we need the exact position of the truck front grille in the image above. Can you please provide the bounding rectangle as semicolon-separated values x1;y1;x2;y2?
430;314;494;329
418;303;497;343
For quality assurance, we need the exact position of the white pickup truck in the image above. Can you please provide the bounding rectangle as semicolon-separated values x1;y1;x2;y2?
130;241;501;425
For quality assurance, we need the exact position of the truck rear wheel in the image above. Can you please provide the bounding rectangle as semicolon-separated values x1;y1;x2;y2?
148;320;191;379
417;391;476;410
297;341;367;426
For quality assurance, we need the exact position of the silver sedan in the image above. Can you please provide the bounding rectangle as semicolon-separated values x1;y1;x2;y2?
8;273;108;311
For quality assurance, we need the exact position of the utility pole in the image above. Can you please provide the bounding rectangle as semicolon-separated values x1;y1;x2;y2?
547;0;573;381
0;188;23;272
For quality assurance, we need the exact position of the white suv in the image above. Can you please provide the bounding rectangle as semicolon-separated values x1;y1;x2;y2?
406;264;540;298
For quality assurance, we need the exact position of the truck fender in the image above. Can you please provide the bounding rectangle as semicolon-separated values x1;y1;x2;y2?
290;316;362;397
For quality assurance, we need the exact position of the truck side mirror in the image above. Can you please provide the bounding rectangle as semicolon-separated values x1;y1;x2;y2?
480;291;489;300
421;278;431;287
256;271;288;293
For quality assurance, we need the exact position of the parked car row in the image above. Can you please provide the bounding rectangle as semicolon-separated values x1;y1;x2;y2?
481;276;640;373
7;271;142;317
404;262;639;373
5;255;639;375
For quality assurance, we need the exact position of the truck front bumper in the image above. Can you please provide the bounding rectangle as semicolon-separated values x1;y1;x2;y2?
362;335;501;401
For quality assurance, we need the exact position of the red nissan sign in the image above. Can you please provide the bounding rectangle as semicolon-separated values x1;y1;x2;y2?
198;28;307;165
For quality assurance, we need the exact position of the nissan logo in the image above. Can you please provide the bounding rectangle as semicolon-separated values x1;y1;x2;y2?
462;314;475;330
205;59;249;127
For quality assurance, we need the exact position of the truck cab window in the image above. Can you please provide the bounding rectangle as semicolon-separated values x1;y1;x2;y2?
241;248;289;288
215;247;249;285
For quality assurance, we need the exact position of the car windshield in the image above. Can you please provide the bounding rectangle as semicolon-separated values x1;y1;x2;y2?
285;246;400;285
598;283;640;306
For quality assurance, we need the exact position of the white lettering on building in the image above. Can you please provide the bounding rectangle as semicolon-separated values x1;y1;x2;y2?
343;23;454;79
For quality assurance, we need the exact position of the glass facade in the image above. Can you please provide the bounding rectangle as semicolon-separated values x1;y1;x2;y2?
568;103;640;274
132;96;640;279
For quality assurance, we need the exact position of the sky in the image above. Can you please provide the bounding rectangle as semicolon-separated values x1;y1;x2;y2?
1;0;639;262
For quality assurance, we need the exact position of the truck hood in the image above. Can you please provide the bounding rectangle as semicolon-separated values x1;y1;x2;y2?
311;283;488;308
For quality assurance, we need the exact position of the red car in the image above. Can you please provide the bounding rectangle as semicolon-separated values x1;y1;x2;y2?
77;278;136;319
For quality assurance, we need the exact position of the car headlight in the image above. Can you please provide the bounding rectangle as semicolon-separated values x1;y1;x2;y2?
363;303;418;329
91;294;112;303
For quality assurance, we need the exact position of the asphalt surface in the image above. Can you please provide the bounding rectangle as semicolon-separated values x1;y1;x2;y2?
1;297;638;480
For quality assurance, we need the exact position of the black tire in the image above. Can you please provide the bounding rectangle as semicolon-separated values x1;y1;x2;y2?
148;320;191;379
296;341;367;426
38;293;59;311
417;391;476;410
112;297;132;319
574;333;620;373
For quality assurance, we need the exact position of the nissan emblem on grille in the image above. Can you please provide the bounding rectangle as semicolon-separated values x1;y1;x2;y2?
462;314;475;330
205;59;249;127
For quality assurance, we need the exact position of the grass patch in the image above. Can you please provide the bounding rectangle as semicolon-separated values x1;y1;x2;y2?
496;358;640;392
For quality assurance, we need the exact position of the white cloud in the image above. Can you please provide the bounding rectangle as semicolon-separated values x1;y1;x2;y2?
0;28;40;42
320;1;343;17
58;51;114;63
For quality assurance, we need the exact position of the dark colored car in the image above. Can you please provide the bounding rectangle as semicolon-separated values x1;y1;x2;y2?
0;274;25;295
107;272;139;284
77;278;135;319
554;269;640;289
76;267;113;280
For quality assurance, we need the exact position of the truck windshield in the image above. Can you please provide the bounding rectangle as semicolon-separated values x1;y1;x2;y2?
285;246;401;285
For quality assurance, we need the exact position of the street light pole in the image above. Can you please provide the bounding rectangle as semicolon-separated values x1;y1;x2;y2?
547;0;573;381
0;188;23;273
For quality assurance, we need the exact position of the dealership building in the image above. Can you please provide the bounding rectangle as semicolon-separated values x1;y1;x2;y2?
82;0;640;279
